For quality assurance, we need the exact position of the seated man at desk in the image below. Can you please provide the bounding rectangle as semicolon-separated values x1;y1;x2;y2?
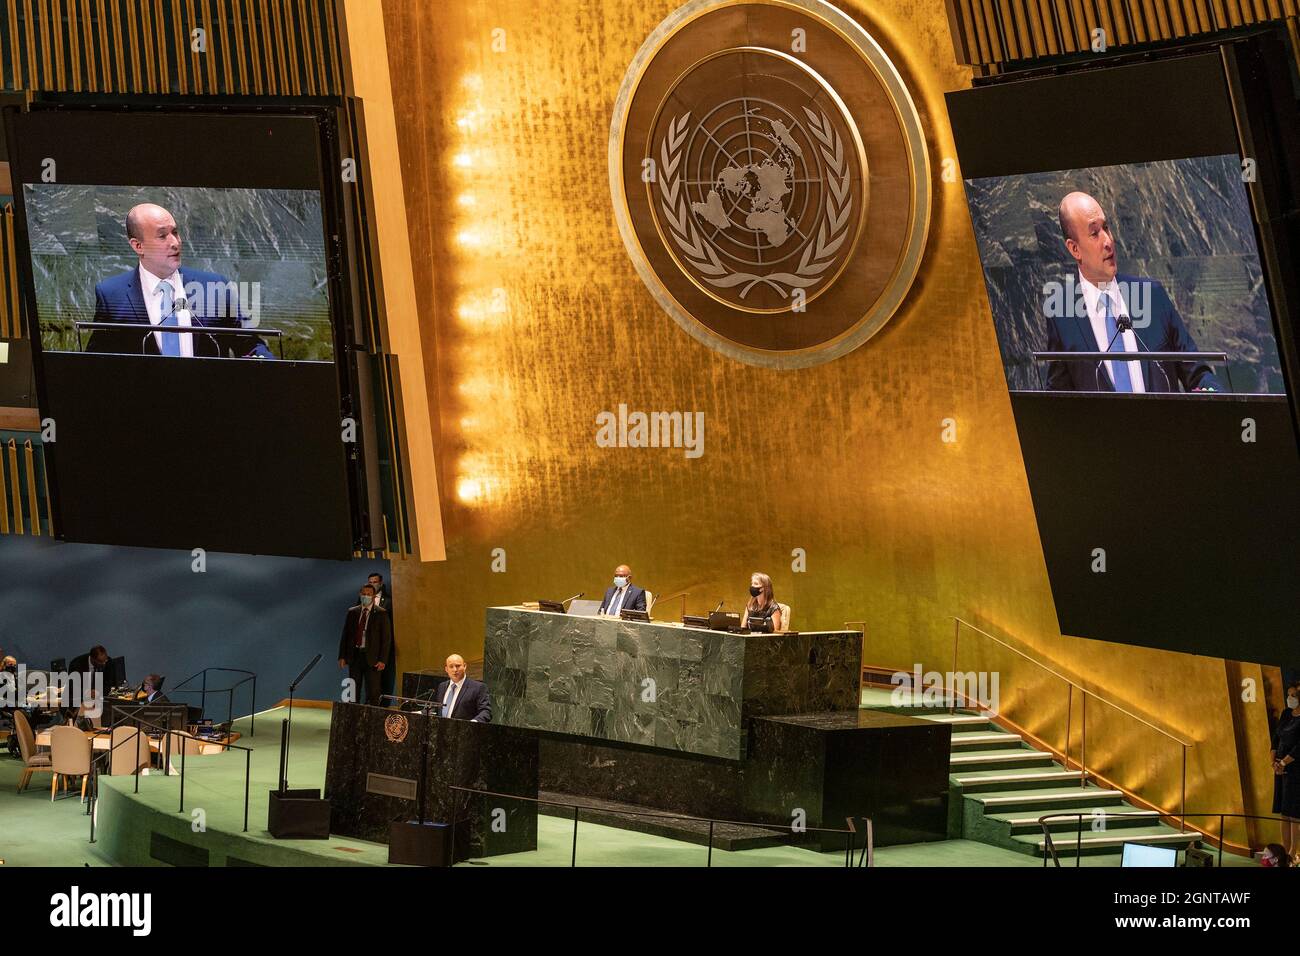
598;564;646;617
140;674;168;704
433;654;491;722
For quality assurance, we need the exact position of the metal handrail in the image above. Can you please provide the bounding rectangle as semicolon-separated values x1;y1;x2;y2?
445;784;869;868
951;617;1191;830
1037;810;1290;868
953;618;1191;745
83;708;253;842
168;666;258;737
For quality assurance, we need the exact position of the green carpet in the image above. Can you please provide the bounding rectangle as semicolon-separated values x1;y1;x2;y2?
0;705;1254;867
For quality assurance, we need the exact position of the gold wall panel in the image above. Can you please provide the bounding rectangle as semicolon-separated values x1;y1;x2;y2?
370;0;1272;841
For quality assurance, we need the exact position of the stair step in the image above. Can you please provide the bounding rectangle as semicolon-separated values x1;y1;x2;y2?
951;731;1022;750
922;714;990;725
972;788;1126;811
1016;826;1199;856
954;769;1086;791
993;808;1163;831
950;749;1056;769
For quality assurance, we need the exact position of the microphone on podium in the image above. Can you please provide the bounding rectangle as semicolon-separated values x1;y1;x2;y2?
650;589;689;617
1116;313;1174;392
170;292;216;354
561;592;584;609
712;599;725;613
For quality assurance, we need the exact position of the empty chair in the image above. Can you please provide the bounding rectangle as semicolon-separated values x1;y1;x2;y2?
163;731;211;774
779;603;792;630
48;724;92;801
13;710;55;793
108;726;151;776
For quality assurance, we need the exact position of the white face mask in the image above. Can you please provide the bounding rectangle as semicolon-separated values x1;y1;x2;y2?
360;595;373;607
1288;695;1298;709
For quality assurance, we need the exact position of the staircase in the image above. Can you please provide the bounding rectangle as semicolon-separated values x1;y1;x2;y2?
864;693;1199;861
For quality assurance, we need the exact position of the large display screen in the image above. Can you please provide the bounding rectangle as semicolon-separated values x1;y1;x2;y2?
966;154;1283;397
24;183;333;362
7;107;354;558
949;50;1300;663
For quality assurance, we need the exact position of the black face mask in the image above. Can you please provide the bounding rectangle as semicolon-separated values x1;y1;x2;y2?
749;586;762;597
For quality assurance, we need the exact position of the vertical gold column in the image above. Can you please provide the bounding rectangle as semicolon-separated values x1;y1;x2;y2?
23;441;40;536
336;0;446;562
6;440;23;535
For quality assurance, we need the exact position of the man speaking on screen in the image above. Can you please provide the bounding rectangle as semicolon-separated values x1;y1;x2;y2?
1044;191;1221;393
85;203;274;359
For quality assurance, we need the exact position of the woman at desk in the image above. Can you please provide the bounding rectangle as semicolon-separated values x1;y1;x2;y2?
740;572;783;633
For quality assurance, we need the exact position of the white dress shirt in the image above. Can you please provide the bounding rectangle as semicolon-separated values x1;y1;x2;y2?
442;678;464;717
606;586;629;616
1078;272;1145;393
139;264;193;358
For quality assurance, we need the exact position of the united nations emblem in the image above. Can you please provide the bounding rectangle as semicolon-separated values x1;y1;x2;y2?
611;0;931;367
384;713;409;743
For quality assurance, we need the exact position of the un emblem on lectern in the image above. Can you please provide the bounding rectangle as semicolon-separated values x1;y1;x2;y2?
612;0;931;368
384;713;409;743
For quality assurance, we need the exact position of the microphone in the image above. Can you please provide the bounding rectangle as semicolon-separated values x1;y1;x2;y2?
1097;308;1130;391
713;599;725;613
168;292;213;355
561;592;583;609
1122;320;1174;393
651;589;687;611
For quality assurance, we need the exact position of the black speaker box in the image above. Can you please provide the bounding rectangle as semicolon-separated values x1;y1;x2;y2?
267;788;331;839
388;820;450;866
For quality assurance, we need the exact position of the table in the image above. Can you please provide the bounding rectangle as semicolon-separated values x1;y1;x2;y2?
35;727;241;755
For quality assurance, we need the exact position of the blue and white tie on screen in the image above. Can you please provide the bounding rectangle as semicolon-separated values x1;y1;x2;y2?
156;278;182;357
608;587;625;617
441;683;458;718
1103;291;1133;392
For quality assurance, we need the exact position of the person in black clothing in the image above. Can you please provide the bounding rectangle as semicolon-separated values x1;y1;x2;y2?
1272;683;1300;863
69;645;109;676
740;571;783;633
337;585;392;706
367;571;397;701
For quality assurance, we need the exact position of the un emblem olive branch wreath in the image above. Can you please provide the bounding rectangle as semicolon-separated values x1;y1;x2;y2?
657;107;853;302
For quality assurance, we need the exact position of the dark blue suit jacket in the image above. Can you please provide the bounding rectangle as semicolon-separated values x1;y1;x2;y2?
599;584;647;615
1045;275;1221;392
88;267;273;359
433;678;491;722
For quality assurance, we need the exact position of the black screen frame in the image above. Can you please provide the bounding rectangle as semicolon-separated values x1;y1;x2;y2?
947;31;1300;664
3;96;368;559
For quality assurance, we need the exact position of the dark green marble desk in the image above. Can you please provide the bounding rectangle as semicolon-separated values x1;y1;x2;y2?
484;606;863;760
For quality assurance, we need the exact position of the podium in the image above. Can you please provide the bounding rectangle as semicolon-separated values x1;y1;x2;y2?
324;703;538;860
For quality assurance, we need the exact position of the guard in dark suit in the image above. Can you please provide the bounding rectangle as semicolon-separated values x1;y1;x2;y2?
367;571;397;701
337;585;392;706
432;655;491;722
598;564;647;616
85;203;273;359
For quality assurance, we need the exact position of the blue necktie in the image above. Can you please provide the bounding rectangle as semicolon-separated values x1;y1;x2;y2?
157;279;181;357
1103;292;1133;393
441;684;456;718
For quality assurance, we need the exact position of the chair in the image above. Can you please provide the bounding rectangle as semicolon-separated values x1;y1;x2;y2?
77;700;104;729
108;727;151;776
48;724;92;801
13;710;54;793
778;603;792;630
163;731;210;774
645;590;656;614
